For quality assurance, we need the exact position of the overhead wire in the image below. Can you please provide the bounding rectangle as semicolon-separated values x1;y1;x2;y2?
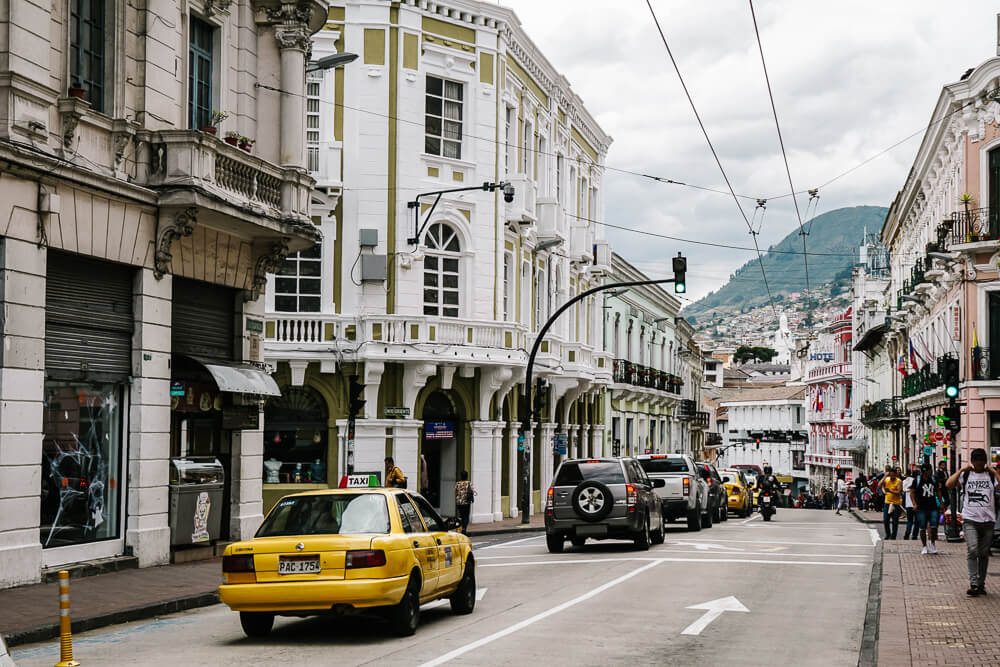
645;0;779;320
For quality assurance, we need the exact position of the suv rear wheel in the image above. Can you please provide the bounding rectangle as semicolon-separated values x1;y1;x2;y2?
687;503;702;532
633;516;650;551
546;533;564;553
650;513;665;545
701;504;713;529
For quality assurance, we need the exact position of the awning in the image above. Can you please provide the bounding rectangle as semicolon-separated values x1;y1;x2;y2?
194;357;281;396
831;439;868;453
853;324;887;352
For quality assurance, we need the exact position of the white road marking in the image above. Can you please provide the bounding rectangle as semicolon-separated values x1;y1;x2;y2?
479;557;866;568
869;529;881;546
740;514;761;525
416;560;664;667
680;596;749;636
676;538;873;548
477;535;545;550
476;550;867;560
673;541;744;552
422;588;488;610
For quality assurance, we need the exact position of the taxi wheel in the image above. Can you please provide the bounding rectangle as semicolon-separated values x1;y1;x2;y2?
239;612;274;638
449;561;476;615
390;577;421;637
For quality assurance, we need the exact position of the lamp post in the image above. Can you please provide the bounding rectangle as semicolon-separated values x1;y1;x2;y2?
407;182;514;245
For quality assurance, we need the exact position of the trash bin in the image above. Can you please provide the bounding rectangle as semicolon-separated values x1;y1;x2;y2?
169;457;225;546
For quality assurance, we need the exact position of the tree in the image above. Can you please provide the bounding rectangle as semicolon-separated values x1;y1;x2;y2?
734;345;779;364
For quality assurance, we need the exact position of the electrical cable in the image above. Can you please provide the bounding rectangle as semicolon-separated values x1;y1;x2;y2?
645;0;780;322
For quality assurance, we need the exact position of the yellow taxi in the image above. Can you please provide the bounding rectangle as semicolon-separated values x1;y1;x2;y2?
719;469;752;518
219;486;476;638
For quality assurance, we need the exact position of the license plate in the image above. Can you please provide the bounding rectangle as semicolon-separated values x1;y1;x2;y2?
762;497;771;505
278;557;320;574
576;525;607;537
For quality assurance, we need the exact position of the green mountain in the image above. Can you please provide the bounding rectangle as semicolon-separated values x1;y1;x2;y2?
683;205;888;323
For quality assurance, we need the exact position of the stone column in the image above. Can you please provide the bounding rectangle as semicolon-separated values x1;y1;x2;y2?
492;423;504;520
568;425;581;460
337;419;390;479
229;295;265;541
539;422;557;497
507;427;519;518
126;267;172;566
274;21;310;168
591;427;604;458
392;419;422;492
579;425;591;459
0;237;46;586
469;421;496;524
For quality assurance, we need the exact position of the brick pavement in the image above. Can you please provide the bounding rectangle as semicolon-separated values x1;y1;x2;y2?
877;538;1000;667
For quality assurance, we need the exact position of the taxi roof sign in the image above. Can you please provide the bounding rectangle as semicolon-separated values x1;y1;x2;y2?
339;473;381;488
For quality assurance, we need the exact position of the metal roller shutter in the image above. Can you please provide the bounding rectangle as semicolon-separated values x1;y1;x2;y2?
171;277;236;362
45;251;134;382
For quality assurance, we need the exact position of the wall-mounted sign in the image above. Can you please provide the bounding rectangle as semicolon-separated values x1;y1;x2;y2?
809;352;835;362
245;318;264;334
424;422;455;440
553;433;568;455
249;334;261;362
222;406;259;430
170;381;186;397
385;407;411;417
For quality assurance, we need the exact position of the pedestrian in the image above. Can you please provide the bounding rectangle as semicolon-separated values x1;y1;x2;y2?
856;472;868;509
946;448;1000;596
454;470;475;533
879;467;904;539
902;469;917;539
835;473;847;515
936;461;950;513
419;454;430;497
910;463;944;555
384;457;407;488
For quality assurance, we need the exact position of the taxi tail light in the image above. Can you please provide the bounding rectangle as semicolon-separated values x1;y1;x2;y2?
546;487;554;514
346;549;387;569
682;477;690;496
222;555;255;573
626;484;637;512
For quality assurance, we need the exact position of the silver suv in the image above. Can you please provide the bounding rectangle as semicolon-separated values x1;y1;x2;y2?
544;457;666;553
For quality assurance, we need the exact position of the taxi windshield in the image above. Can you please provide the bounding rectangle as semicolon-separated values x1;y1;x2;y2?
256;493;391;537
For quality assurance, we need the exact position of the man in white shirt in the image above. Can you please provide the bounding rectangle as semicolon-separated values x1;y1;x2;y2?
947;448;1000;596
835;474;847;516
902;471;917;539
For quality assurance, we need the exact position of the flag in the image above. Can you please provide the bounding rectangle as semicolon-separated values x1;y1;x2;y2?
898;355;908;376
909;340;919;373
973;323;980;349
817;386;824;412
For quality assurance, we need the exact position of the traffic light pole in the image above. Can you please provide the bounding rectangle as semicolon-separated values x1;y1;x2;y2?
945;396;962;542
518;272;683;524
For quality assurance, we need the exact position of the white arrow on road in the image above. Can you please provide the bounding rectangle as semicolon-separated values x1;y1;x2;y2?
673;541;744;552
680;596;749;636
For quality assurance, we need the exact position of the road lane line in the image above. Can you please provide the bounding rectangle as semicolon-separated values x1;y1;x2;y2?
477;535;545;550
740;514;760;525
417;560;664;667
869;529;881;546
673;538;872;548
479;557;865;568
476;550;868;560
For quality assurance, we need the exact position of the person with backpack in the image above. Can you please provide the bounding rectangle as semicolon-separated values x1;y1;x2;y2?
946;448;1000;596
910;463;945;555
454;470;475;533
384;457;407;489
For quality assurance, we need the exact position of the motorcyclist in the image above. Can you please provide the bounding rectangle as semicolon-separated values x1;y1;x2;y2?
756;465;782;512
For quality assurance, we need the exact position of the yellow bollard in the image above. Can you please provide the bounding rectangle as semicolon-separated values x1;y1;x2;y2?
54;570;79;667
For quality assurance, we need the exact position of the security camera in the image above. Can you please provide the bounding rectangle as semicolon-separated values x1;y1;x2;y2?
503;183;515;203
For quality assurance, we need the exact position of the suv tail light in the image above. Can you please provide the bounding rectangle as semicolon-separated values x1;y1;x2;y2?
546;487;554;515
626;484;637;512
222;555;255;573
345;549;386;569
683;477;690;497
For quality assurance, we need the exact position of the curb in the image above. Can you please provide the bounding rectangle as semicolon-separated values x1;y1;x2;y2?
0;634;13;667
849;508;882;525
2;591;220;649
850;505;882;667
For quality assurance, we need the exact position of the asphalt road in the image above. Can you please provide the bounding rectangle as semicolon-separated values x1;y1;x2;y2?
11;510;876;666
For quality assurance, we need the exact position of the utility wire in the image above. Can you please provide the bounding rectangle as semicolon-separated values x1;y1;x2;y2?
749;0;810;304
645;0;779;321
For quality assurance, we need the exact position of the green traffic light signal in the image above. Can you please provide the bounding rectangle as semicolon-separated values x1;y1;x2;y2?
674;281;686;294
945;384;959;398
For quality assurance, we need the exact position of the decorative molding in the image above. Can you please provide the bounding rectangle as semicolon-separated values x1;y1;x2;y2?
111;118;138;174
246;237;290;301
203;0;233;17
57;96;90;152
153;207;198;279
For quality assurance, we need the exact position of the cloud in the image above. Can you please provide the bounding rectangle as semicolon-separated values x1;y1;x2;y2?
503;0;995;302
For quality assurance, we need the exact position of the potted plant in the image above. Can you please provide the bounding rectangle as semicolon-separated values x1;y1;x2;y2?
202;110;229;135
68;83;86;100
224;131;240;147
238;136;255;152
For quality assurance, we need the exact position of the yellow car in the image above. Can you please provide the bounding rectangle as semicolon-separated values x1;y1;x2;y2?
719;469;752;518
219;487;476;638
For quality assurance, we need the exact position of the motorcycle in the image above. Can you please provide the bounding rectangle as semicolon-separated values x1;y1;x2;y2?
760;491;776;521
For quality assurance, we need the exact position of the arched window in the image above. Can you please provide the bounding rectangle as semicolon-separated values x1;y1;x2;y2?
423;222;461;318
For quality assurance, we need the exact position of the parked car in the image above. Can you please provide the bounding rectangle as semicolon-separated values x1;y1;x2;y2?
719;468;753;518
545;457;666;552
637;454;712;531
697;462;728;523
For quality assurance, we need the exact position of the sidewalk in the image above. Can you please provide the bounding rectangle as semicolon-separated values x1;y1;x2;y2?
0;514;544;648
876;535;1000;666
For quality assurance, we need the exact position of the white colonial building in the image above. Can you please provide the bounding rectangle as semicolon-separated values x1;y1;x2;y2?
262;0;613;522
716;385;807;477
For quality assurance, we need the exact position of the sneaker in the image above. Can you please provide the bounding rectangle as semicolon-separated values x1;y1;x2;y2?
928;543;938;554
968;586;981;597
921;547;928;555
980;585;988;595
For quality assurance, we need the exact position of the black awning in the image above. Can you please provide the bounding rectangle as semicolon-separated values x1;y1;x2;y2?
853;324;887;352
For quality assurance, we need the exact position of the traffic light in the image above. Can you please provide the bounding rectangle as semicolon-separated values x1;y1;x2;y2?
941;355;959;399
943;404;961;433
672;253;686;294
348;375;366;419
751;432;762;449
533;378;548;421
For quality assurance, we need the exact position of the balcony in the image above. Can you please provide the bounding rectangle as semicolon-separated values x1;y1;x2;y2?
504;174;537;225
972;346;998;380
612;359;683;395
705;432;723;447
809;407;853;423
900;355;954;398
806;362;852;382
860;397;907;425
676;399;698;420
536;197;567;243
691;411;710;429
945;207;1000;248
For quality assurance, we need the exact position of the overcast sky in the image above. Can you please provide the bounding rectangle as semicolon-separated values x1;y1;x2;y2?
501;1;997;306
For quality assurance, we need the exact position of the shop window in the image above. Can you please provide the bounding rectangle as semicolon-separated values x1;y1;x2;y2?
264;386;329;483
275;245;322;312
425;75;463;159
423;222;461;318
41;382;122;548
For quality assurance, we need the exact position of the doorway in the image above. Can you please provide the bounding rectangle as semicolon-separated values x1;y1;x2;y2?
422;390;460;516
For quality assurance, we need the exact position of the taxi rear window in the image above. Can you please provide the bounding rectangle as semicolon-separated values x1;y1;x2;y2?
639;458;688;473
555;461;625;486
256;494;390;537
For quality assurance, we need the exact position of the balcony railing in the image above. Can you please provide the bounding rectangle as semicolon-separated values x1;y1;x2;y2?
677;399;698;420
947;207;1000;247
910;258;926;287
901;354;954;398
691;411;710;429
705;432;723;446
860;397;906;424
612;359;682;394
972;346;997;381
807;362;852;381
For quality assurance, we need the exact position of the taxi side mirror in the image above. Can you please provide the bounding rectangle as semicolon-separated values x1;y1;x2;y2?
722;476;730;483
446;517;461;531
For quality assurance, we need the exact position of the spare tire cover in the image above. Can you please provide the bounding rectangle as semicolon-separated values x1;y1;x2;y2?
571;480;615;522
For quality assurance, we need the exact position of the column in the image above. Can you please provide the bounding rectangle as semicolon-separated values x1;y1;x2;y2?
230;295;265;541
539;422;557;497
392;419;422;492
0;238;46;586
507;428;519;518
579;425;591;458
590;427;604;458
568;425;581;460
126;267;172;567
274;22;310;168
469;421;495;524
492;424;504;520
337;419;389;478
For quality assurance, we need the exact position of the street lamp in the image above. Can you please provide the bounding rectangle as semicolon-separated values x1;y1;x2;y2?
306;52;359;72
407;182;514;246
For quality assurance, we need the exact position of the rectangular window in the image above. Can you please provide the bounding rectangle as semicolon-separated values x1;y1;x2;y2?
306;76;321;172
188;17;214;130
502;253;512;321
70;0;105;112
275;245;322;312
522;120;532;175
505;107;515;175
556;155;563;205
425;76;463;159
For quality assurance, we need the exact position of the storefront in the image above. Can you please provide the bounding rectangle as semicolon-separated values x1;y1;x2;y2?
41;251;134;566
262;385;331;514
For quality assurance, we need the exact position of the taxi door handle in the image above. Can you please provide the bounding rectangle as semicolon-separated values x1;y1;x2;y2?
436;538;442;545
413;540;420;548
